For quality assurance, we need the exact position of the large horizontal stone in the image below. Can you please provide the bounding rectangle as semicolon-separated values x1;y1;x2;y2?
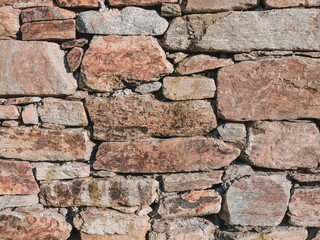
263;0;320;8
163;9;320;52
0;127;93;161
76;7;168;36
109;0;177;6
86;95;217;141
80;36;173;92
95;138;239;172
0;195;38;209
40;177;158;207
0;105;20;119
0;160;39;195
219;174;291;226
35;163;90;180
244;121;320;170
4;97;41;105
0;40;77;97
217;57;320;121
288;186;320;227
21;6;75;23
0;6;20;38
0;0;53;8
289;173;320;183
56;0;98;8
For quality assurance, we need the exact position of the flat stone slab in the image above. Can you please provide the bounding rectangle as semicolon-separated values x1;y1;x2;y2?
0;195;39;209
109;0;177;6
263;0;320;8
56;0;99;8
35;163;90;180
21;6;76;23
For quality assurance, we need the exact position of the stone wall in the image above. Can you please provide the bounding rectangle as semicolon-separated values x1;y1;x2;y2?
0;0;319;239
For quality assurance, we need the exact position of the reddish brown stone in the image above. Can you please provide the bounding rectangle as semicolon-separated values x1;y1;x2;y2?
67;47;83;72
244;121;320;170
56;0;98;8
41;123;65;130
109;0;177;6
86;95;217;141
0;6;20;39
289;173;320;183
2;120;19;127
61;38;88;49
80;36;173;92
21;19;76;41
4;97;41;105
0;105;20;119
21;6;75;23
263;0;320;8
217;57;320;121
0;159;39;195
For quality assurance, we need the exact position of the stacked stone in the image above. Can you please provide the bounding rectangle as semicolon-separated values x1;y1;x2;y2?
0;0;320;239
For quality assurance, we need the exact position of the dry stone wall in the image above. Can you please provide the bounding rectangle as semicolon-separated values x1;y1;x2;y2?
0;0;319;239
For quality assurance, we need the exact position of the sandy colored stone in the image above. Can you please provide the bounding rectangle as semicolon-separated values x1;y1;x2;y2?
56;0;98;8
219;174;291;226
76;7;168;36
263;0;320;8
289;173;320;183
217;123;246;144
158;190;221;218
135;82;162;94
35;163;90;180
161;3;181;17
163;76;216;100
21;19;76;41
95;137;239;172
38;98;88;127
0;195;39;209
244;121;320;170
0;0;53;8
21;6;75;23
176;55;233;75
4;97;41;105
217;57;320;121
80;36;173;92
0;159;39;195
0;40;77;97
0;6;20;38
0;127;93;161
86;94;217;141
40;177;158;207
163;9;320;52
22;104;38;125
67;47;83;72
288;186;320;227
65;91;88;100
0;105;20;119
109;0;177;6
2;120;19;127
61;38;88;49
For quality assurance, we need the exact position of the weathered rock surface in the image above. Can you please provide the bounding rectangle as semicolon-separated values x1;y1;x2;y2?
158;190;221;218
0;0;53;8
62;38;88;49
21;6;76;23
0;195;39;209
162;171;223;192
219;174;291;226
0;127;93;161
161;3;181;17
67;47;83;72
35;163;90;180
42;123;65;130
167;52;188;64
38;98;88;126
222;163;254;183
4;97;41;105
217;123;246;144
217;57;320;121
0;159;39;195
288;186;320;227
244;121;320;169
289;173;320;183
263;0;320;8
56;0;99;8
95;138;240;172
21;19;76;41
80;36;173;92
163;76;216;100
0;6;21;38
0;40;77;97
176;55;233;75
86;95;217;141
109;0;177;6
40;177;158;207
77;7;168;36
2;120;19;127
0;105;20;119
22;104;38;125
135;82;162;94
163;9;320;52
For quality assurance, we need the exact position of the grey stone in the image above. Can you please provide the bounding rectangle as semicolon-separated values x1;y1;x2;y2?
0;195;39;210
161;3;181;17
135;82;162;94
217;123;246;144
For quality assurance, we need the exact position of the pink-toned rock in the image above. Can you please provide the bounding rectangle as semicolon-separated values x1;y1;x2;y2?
56;0;98;8
109;0;177;6
0;105;20;119
244;121;320;170
61;38;88;49
289;173;320;183
0;6;21;38
0;127;93;161
288;186;320;227
219;174;291;226
22;104;38;125
2;120;19;127
86;95;217;141
0;208;72;239
263;0;320;8
67;47;83;72
4;97;41;105
0;159;39;195
41;123;65;130
176;55;233;75
21;6;75;23
21;19;76;41
80;36;173;92
0;0;53;8
217;57;320;121
65;91;88;100
158;190;221;218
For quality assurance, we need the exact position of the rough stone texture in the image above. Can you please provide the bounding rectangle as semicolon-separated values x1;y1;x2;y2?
40;177;159;207
244;121;320;170
21;19;76;41
0;127;93;161
0;6;21;38
56;0;98;8
0;208;72;240
4;97;41;105
0;195;39;209
95;137;240;172
163;76;216;100
163;9;320;52
35;163;90;180
289;173;320;183
217;123;246;144
22;104;38;125
217;57;320;121
61;38;88;49
175;55;233;75
0;40;77;97
222;163;255;183
158;190;221;218
233;50;293;62
21;6;76;23
149;218;215;240
2;120;19;127
162;171;223;192
0;159;39;195
167;52;188;64
0;0;53;8
80;36;173;92
219;174;291;226
135;82;162;94
0;105;20;119
74;208;150;238
67;47;83;72
109;0;177;6
38;98;88;127
76;7;168;36
86;95;217;141
161;3;181;17
288;186;320;227
263;0;320;8
65;91;88;100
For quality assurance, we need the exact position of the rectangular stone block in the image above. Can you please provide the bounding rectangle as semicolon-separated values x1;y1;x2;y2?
0;105;20;119
21;6;75;23
0;0;53;8
108;0;177;6
35;163;90;180
0;195;39;209
263;0;320;8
